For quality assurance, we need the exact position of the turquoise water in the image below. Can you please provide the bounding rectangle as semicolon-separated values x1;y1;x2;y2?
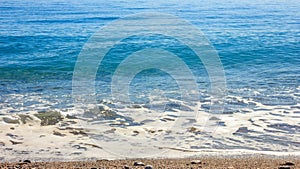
0;0;299;113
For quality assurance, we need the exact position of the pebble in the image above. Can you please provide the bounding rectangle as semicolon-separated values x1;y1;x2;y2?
278;161;295;169
132;104;142;108
145;165;153;169
147;129;156;133
236;127;249;133
187;127;201;134
6;133;20;139
209;116;221;120
18;162;29;165
278;166;292;169
53;131;66;137
160;117;175;122
132;130;139;136
82;143;102;149
72;145;87;151
133;161;145;166
23;160;31;163
123;165;130;169
69;130;88;136
10;139;23;145
66;114;78;119
284;162;295;166
191;160;202;164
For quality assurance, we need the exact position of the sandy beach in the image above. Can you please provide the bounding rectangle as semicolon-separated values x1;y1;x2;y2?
0;111;299;168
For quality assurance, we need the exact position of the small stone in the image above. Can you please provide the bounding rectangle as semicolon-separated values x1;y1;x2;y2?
236;127;249;133
72;145;87;151
284;162;295;166
191;160;202;164
123;165;130;169
188;127;198;132
145;165;153;169
209;116;220;120
10;139;23;145
6;133;20;139
69;130;88;136
66;114;78;119
132;131;139;136
160;117;175;122
18;162;29;165
53;131;66;137
278;166;292;169
133;161;145;166
187;127;201;134
23;160;31;163
132;104;142;108
82;143;102;149
147;129;156;133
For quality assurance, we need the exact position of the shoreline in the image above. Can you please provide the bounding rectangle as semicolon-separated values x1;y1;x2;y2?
1;110;300;162
1;156;299;168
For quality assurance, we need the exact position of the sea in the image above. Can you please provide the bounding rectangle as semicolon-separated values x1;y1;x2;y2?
0;0;299;156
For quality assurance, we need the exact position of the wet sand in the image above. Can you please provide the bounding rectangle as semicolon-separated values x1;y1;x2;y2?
1;110;300;169
0;156;299;169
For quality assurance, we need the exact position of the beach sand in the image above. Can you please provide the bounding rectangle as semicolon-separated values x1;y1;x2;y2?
0;157;299;169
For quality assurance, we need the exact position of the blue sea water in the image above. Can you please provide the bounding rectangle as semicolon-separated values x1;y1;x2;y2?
0;0;299;113
1;0;300;157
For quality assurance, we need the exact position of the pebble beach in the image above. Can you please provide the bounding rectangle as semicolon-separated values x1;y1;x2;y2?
1;157;299;169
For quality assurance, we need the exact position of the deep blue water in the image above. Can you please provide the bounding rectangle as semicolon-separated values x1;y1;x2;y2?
0;0;299;113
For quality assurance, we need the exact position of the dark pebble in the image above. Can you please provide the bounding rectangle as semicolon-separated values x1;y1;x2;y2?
134;161;145;166
236;127;249;133
145;165;153;169
23;160;31;163
10;139;23;145
278;166;292;169
191;160;202;164
53;131;66;137
284;161;295;166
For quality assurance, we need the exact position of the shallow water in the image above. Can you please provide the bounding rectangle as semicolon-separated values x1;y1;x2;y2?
0;0;299;155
